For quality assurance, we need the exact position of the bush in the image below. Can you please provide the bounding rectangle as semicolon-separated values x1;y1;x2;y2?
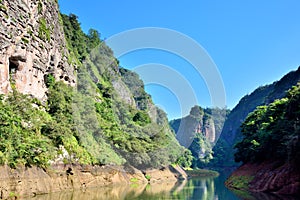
133;111;151;126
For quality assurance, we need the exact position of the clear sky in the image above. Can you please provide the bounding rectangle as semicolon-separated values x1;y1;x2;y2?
59;0;300;120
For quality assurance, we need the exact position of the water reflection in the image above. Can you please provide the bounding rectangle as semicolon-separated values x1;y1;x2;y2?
24;174;297;200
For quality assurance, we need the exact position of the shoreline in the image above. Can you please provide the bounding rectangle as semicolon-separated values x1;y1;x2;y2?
185;169;219;178
0;164;187;199
225;161;300;197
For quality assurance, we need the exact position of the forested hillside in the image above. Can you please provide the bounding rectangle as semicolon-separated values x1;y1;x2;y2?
212;67;300;167
226;83;300;195
234;83;300;165
0;13;188;170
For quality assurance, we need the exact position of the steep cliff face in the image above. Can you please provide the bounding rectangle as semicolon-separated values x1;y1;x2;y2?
170;106;227;167
203;118;215;143
170;106;227;147
0;0;75;100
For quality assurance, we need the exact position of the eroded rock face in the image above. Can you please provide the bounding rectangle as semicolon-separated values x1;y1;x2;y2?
226;161;300;196
248;162;300;195
112;78;136;107
203;118;215;143
194;118;216;143
144;165;187;184
0;0;75;100
0;164;187;199
0;164;147;199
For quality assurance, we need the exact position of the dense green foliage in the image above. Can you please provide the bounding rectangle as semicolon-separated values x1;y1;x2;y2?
234;83;300;164
0;92;54;168
0;84;94;168
132;110;151;126
43;78;95;164
83;47;185;168
0;13;191;169
213;67;300;167
61;14;101;62
189;133;213;167
59;13;188;169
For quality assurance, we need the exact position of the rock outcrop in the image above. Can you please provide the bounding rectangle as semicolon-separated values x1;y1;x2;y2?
225;161;300;196
171;106;218;148
0;164;140;199
203;118;215;143
144;165;188;184
0;164;187;199
0;0;75;101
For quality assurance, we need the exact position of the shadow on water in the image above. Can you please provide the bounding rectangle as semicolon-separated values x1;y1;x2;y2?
24;173;298;200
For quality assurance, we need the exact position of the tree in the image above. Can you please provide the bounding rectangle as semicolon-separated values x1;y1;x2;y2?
234;83;300;164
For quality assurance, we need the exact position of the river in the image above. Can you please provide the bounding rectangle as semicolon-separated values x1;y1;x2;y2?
24;174;296;200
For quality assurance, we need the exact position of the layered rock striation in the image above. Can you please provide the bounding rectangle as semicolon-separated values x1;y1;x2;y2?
0;0;75;100
0;164;187;199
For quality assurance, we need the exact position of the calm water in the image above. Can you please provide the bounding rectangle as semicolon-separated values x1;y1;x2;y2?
24;174;296;200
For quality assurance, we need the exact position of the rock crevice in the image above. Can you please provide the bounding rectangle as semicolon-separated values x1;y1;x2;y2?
0;0;76;100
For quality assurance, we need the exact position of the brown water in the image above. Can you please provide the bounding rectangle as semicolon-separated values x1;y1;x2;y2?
23;174;297;200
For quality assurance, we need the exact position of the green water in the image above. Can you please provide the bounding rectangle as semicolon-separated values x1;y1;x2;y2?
24;174;296;200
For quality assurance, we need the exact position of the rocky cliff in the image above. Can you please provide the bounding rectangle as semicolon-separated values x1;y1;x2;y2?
0;164;187;199
170;106;227;167
0;1;189;198
0;0;75;100
203;117;216;143
0;0;186;175
170;106;219;147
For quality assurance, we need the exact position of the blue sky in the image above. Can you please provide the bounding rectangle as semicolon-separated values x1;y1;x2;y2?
59;0;300;120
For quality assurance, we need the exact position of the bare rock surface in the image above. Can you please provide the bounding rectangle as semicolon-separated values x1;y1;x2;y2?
0;0;76;100
226;160;300;195
0;164;146;199
0;164;187;199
